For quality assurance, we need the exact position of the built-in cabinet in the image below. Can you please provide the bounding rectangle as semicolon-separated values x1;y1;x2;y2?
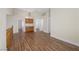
25;18;33;23
6;26;13;49
25;18;34;32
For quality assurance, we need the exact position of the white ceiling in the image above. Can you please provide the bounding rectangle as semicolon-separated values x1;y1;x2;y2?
15;8;49;15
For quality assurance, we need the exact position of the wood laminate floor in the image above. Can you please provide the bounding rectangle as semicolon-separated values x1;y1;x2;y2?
9;32;79;51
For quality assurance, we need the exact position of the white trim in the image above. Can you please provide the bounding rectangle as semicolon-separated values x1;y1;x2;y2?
0;48;7;51
50;34;79;47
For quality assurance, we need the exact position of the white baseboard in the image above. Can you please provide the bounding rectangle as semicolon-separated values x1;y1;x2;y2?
0;48;7;51
50;34;79;47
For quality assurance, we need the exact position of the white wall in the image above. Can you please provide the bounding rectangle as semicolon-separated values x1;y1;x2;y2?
6;8;13;15
7;15;13;28
7;15;18;34
50;8;79;46
0;8;13;50
42;12;50;33
0;9;7;50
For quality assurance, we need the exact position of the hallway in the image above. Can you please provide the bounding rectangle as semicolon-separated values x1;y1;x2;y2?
0;8;79;51
9;32;79;51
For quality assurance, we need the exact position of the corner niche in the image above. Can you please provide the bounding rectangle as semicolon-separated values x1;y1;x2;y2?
25;18;34;32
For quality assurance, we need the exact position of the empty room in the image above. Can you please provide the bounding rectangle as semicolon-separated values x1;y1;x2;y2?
0;8;79;51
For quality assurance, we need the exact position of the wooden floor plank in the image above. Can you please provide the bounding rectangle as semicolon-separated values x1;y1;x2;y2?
9;32;79;51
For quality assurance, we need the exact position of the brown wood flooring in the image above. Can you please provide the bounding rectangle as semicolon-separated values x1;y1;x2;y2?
9;32;79;51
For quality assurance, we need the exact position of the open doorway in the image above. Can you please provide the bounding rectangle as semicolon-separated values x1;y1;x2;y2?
35;18;43;32
18;20;22;32
34;9;50;34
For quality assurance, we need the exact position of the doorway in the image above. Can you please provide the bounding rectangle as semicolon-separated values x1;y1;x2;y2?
18;20;22;32
35;18;43;32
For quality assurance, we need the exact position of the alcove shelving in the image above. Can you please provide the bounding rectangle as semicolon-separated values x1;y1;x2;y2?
25;18;34;32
